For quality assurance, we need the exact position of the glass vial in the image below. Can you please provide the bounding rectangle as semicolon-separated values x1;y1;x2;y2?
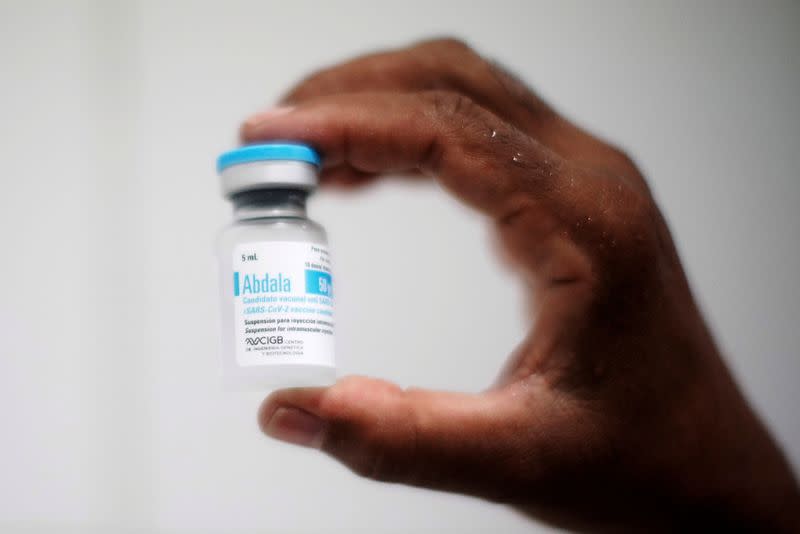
216;143;335;390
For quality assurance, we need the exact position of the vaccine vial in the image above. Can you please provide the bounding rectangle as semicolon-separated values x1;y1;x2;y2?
216;143;335;390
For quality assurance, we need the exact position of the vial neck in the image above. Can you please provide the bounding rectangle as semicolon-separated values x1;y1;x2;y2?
232;189;309;220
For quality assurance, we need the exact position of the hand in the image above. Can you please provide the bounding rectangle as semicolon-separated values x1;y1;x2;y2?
241;39;800;531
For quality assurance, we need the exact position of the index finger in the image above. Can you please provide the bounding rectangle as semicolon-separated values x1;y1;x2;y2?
241;90;588;222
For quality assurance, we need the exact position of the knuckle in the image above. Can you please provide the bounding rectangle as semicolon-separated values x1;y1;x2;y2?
290;66;341;99
609;148;648;187
423;90;481;123
415;36;474;55
317;376;366;417
602;184;662;267
609;147;635;169
419;91;490;172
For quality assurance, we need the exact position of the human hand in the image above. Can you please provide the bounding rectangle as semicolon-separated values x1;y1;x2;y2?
241;39;800;531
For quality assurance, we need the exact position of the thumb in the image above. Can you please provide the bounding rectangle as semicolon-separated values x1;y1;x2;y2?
258;375;534;497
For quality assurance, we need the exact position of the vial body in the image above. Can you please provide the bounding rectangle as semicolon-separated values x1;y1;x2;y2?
217;214;336;390
215;144;335;391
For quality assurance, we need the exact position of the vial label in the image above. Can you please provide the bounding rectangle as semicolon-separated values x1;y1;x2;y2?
232;241;334;367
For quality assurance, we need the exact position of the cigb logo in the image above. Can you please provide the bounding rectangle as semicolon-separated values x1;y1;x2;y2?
245;336;284;346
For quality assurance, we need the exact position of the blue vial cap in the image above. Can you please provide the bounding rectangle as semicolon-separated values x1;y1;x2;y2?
217;143;322;173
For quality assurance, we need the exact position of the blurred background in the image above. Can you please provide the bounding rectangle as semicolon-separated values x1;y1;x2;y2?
1;1;798;532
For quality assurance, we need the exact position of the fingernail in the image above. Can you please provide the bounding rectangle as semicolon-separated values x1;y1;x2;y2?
263;406;325;448
244;106;295;127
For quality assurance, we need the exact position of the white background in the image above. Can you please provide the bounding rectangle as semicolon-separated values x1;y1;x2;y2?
1;1;798;532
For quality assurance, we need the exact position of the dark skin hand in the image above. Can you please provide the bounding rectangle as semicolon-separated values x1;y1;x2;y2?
241;39;800;532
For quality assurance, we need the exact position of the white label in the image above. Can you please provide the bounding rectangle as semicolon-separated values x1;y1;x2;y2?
232;241;334;367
